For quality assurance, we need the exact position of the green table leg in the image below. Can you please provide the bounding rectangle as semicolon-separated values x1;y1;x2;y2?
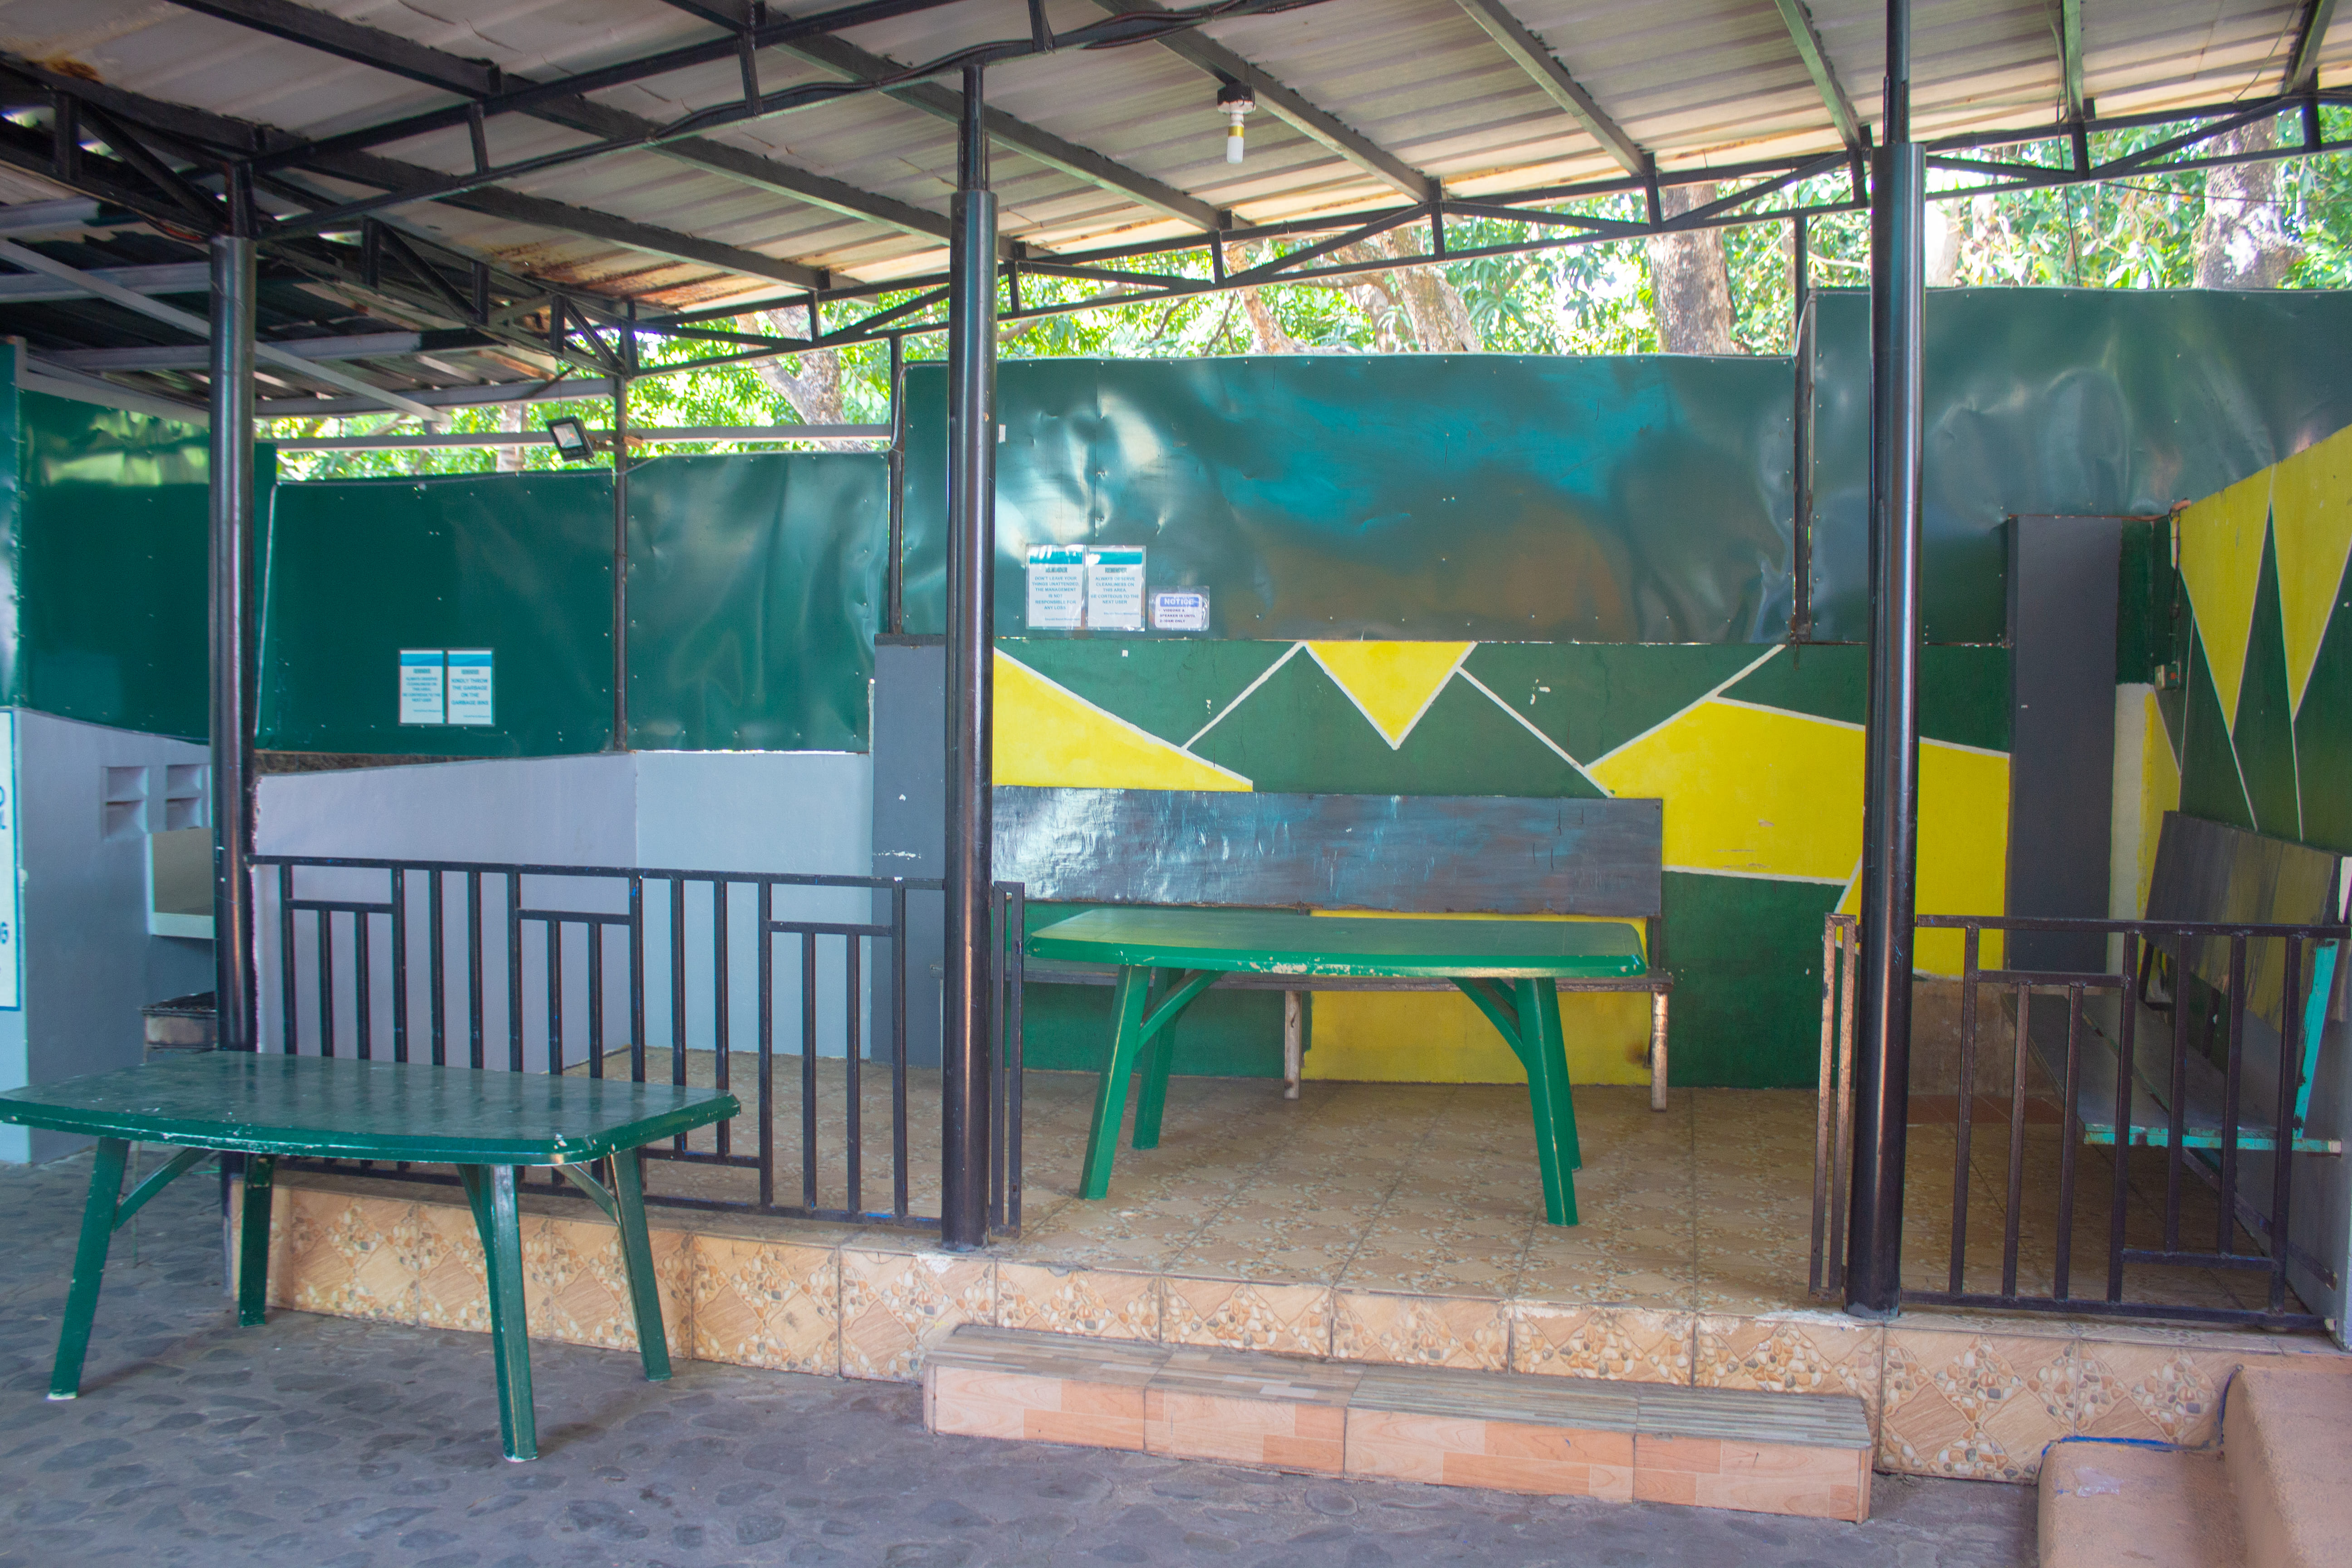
1132;971;1175;1150
237;1155;276;1327
48;1137;130;1400
460;1164;539;1461
1515;980;1582;1227
1079;966;1153;1200
608;1150;673;1383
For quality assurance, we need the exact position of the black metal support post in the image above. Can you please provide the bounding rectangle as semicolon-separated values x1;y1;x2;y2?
887;333;906;636
209;173;257;1055
939;64;998;1251
1790;211;1815;643
611;377;630;750
1846;0;1926;1319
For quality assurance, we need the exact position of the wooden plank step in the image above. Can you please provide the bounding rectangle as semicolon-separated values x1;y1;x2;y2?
922;1327;1871;1522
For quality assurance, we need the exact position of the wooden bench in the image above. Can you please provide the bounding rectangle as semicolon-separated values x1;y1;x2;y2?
996;787;1673;1107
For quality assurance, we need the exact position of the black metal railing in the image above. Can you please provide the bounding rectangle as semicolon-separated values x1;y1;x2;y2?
251;855;1024;1235
1813;911;2344;1330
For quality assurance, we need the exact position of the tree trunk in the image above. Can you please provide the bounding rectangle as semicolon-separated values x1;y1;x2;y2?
752;308;850;443
2195;118;2302;289
1373;229;1477;351
493;401;526;472
1645;183;1737;353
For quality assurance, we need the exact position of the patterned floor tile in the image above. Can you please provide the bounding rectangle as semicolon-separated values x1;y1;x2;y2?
996;1263;1160;1342
1330;1289;1509;1371
1510;1303;1692;1386
691;1235;840;1374
839;1249;994;1382
1693;1313;1884;1425
1160;1275;1333;1356
265;1188;416;1323
411;1198;491;1332
519;1214;691;1356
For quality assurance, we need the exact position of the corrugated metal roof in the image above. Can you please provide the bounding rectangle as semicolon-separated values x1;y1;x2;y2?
0;0;2343;408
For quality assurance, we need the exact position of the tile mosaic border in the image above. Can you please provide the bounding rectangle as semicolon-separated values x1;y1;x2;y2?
251;1174;2352;1486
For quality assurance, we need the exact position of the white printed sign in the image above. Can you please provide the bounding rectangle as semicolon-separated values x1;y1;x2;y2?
1025;545;1085;629
1085;547;1146;631
446;649;495;726
398;649;446;725
0;710;17;1009
1150;589;1210;632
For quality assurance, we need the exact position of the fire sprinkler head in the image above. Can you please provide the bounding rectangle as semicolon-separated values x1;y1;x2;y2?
1217;81;1256;164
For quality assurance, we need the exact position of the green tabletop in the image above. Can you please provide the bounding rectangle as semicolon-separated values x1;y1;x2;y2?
0;1052;736;1165
1027;907;1646;980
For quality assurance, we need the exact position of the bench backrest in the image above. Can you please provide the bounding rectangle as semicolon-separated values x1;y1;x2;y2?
2145;809;2344;1034
993;786;1663;918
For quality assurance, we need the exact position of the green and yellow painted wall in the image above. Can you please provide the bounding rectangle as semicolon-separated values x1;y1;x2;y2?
996;636;2010;1089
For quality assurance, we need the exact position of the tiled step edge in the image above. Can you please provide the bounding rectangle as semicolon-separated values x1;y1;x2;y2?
923;1327;1871;1523
2226;1366;2352;1568
2038;1440;2244;1568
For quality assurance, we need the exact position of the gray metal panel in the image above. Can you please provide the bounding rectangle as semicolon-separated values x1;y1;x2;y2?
2145;809;2345;1034
994;787;1662;917
2006;515;2122;974
871;639;946;1069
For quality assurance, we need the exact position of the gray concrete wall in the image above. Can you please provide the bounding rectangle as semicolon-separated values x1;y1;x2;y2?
0;710;214;1163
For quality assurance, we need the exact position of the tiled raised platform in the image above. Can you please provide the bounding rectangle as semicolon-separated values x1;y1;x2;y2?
924;1326;1873;1520
246;1076;2352;1491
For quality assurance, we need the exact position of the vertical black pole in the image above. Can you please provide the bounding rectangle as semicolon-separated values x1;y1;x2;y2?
940;65;997;1250
611;377;630;750
1847;0;1925;1318
1790;212;1813;643
886;333;906;637
209;168;257;1056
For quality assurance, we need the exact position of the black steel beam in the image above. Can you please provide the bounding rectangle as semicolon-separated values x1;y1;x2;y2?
1089;0;1437;203
209;178;258;1057
2289;0;2338;91
940;64;996;1252
776;28;1230;232
1452;0;1649;176
167;0;966;248
1770;0;1866;150
1847;0;1924;1321
2058;0;2087;123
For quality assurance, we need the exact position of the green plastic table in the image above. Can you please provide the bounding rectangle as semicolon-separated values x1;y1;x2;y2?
0;1053;739;1461
1026;908;1647;1226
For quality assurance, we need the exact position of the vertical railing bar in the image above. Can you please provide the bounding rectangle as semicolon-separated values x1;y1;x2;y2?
2165;948;2190;1249
547;917;564;1078
278;862;297;1054
1812;915;1839;1297
989;884;1006;1232
506;870;524;1073
2109;930;2138;1302
757;880;774;1210
354;904;373;1061
892;882;909;1221
2269;937;2306;1313
2217;933;2248;1255
428;870;446;1066
629;874;647;1084
318;908;336;1059
1007;880;1025;1233
801;930;818;1210
1950;924;1981;1294
2054;982;2084;1299
715;879;731;1160
467;871;485;1070
2001;981;2029;1298
588;921;606;1079
391;867;408;1064
846;932;863;1215
672;876;689;1152
1828;919;1858;1294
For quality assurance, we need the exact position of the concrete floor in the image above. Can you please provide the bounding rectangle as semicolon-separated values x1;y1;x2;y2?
0;1152;2036;1568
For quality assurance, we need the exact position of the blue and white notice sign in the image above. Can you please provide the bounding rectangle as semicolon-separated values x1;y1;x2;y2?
0;710;19;1009
398;649;446;725
446;649;495;726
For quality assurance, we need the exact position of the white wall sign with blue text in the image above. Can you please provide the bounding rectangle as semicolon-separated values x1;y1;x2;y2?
1025;545;1085;629
0;710;20;1009
446;649;495;726
398;649;446;725
1085;547;1146;631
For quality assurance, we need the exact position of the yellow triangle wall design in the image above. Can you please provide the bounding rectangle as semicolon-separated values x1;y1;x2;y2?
1304;641;1475;748
2176;468;2270;732
2268;424;2352;715
994;652;1251;791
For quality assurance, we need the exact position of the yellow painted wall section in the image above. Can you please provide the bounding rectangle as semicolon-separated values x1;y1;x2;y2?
993;652;1251;791
2269;423;2352;715
1303;641;1475;746
1299;909;1650;1084
2135;688;2183;918
2177;469;2272;731
1588;700;1865;882
1914;742;2011;975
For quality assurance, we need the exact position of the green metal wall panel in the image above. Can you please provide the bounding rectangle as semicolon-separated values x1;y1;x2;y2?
2295;593;2352;855
625;452;885;752
258;471;615;756
906;355;1798;643
1812;289;2352;643
8;387;255;740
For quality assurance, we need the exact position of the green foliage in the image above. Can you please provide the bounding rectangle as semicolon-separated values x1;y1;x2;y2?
268;117;2352;477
